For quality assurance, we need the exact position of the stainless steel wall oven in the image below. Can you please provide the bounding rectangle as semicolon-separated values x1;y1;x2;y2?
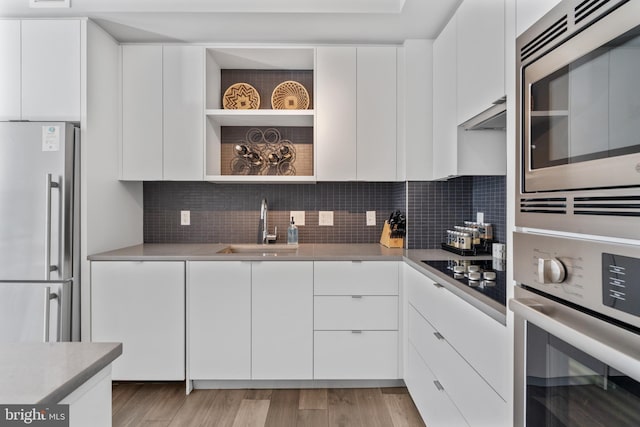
514;1;640;425
511;232;640;427
516;0;640;240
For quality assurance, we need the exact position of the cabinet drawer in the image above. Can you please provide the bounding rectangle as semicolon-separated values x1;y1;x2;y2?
314;331;398;379
314;296;398;330
408;305;508;427
406;343;469;427
405;264;509;399
314;261;398;295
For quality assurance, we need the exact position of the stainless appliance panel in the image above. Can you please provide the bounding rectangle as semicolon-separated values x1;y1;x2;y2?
0;281;71;342
516;0;640;240
0;122;75;281
513;231;640;329
521;7;640;192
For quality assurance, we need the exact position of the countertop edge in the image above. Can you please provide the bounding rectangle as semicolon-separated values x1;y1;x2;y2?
403;257;507;325
38;343;123;404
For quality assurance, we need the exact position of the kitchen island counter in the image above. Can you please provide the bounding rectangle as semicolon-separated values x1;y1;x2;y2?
0;342;122;404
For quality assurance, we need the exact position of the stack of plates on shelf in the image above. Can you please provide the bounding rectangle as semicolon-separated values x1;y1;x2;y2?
271;81;310;110
223;83;261;109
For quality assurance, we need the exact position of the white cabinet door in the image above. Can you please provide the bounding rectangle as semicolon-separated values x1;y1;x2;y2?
314;261;399;296
432;17;458;180
408;304;508;427
314;296;398;330
406;343;469;427
121;45;163;180
405;264;509;400
400;40;434;181
252;261;313;379
456;0;505;124
163;46;204;180
0;20;21;121
21;20;81;121
188;261;251;380
316;47;357;181
314;331;398;379
91;261;185;381
357;47;397;181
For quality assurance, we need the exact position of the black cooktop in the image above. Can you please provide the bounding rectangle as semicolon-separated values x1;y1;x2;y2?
421;259;507;306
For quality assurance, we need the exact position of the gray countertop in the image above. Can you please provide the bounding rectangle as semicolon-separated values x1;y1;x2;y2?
0;342;122;404
88;243;406;261
89;243;506;324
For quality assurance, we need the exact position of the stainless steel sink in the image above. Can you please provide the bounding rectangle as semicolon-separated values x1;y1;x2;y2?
216;244;298;255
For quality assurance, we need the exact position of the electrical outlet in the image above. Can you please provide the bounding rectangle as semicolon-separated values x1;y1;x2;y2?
366;211;376;226
476;212;484;223
290;211;305;226
319;211;334;226
181;210;190;226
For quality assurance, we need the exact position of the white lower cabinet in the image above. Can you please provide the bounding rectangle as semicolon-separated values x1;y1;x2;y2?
406;344;468;427
314;331;398;379
313;261;400;380
188;261;251;379
404;264;509;427
252;261;313;379
91;261;185;381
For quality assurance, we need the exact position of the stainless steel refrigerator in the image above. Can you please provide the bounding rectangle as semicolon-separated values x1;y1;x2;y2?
0;122;79;342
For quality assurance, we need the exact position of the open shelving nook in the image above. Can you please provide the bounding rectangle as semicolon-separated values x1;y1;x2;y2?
205;47;316;182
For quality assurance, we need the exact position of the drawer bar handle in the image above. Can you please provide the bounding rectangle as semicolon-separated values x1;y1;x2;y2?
351;330;363;334
433;380;444;391
432;282;444;289
351;295;363;299
433;332;445;340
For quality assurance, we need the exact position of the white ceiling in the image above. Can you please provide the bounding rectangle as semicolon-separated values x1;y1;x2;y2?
0;0;462;44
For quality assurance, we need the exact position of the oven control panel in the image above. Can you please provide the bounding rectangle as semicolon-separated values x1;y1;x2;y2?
603;253;640;317
513;232;640;329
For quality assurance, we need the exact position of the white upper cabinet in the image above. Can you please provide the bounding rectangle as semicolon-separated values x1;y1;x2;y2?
316;47;357;181
0;20;21;121
456;0;505;124
517;0;563;36
121;45;204;181
432;0;507;180
432;17;458;180
357;47;397;181
121;45;163;180
22;20;81;121
315;46;397;181
397;40;434;181
163;46;204;180
1;20;81;121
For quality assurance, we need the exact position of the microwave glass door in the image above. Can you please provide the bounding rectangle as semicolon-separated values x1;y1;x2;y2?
522;18;640;192
526;323;640;426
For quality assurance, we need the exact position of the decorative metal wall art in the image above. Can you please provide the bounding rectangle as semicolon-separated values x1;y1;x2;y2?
230;128;297;175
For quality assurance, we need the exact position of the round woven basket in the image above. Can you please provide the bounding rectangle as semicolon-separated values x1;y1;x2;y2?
271;81;310;110
223;83;261;109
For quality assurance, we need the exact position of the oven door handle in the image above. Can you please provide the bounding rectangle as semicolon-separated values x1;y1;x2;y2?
510;297;640;382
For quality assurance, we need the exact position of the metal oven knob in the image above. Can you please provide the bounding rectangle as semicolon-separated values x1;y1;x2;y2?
537;258;566;284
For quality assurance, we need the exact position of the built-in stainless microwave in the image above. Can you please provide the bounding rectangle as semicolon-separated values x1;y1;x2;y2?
516;0;640;240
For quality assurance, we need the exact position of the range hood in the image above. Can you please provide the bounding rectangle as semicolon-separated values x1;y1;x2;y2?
460;96;506;131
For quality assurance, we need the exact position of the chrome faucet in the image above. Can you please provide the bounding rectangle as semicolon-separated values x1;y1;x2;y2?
258;198;277;244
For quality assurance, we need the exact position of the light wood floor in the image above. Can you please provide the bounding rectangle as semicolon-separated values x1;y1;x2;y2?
112;382;426;427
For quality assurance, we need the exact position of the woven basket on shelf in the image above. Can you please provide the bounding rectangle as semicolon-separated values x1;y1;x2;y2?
223;82;261;109
271;81;310;110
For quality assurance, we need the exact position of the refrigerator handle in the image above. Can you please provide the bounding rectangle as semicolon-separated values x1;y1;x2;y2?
42;287;58;342
45;173;59;280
